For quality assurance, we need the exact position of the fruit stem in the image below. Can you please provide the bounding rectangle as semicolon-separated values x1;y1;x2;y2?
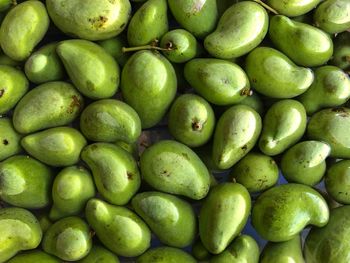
253;0;278;14
122;45;172;53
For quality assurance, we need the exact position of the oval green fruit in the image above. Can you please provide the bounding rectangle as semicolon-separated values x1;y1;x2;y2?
266;0;321;17
325;160;350;204
136;247;196;263
98;35;130;67
192;240;211;261
0;118;22;161
77;245;120;263
331;32;350;72
7;250;61;263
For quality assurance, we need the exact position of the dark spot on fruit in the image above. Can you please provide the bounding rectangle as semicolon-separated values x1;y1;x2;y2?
127;172;133;180
3;139;9;146
240;88;253;96
86;80;95;91
119;23;125;29
181;152;190;161
161;170;171;177
67;95;82;114
0;89;4;98
241;145;248;151
331;107;349;117
252;78;257;83
165;41;173;50
88;16;108;29
191;120;202;131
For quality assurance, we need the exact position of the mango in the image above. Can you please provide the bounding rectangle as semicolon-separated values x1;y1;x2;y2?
266;0;321;17
136;247;196;263
7;250;60;263
0;52;21;67
78;245;120;263
331;32;350;72
325;160;350;204
0;118;22;161
192;240;211;261
98;35;130;67
237;92;264;116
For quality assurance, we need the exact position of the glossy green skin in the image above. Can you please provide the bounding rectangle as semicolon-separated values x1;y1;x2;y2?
168;94;215;147
266;0;321;17
269;15;333;67
237;93;264;116
245;47;314;98
204;1;268;59
21;127;87;167
307;107;350;158
98;35;130;67
46;0;131;41
0;155;53;209
331;32;350;71
128;0;168;46
81;143;141;205
0;52;21;67
140;140;211;200
132;191;196;248
304;205;350;263
0;65;29;114
259;99;307;156
0;207;42;263
86;198;151;257
77;245;120;263
325;160;350;204
136;247;196;263
230;152;279;193
192;240;211;261
184;58;250;105
7;250;60;263
199;183;251;254
80;99;141;143
42;217;92;261
299;66;350;114
314;0;350;34
24;43;65;84
13;81;84;134
212;105;262;170
260;236;305;263
57;39;119;99
50;166;96;221
121;51;177;128
209;235;259;263
0;1;49;61
252;183;329;242
281;141;331;186
0;118;22;161
168;0;218;39
160;29;200;63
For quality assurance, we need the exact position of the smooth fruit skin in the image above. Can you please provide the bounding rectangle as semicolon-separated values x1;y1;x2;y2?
0;118;22;161
168;94;215;147
192;240;211;261
269;15;333;67
46;0;131;41
304;206;350;263
325;160;350;204
13;81;84;134
85;198;151;257
245;47;314;98
184;58;250;105
266;0;321;17
199;183;251;254
331;32;350;72
57;39;120;100
0;207;42;263
212;105;262;170
307;107;350;158
0;1;49;61
204;1;268;59
7;250;60;263
258;99;307;156
98;35;130;67
237;93;265;116
77;245;120;263
121;50;177;129
252;183;329;242
140;140;211;200
136;247;196;263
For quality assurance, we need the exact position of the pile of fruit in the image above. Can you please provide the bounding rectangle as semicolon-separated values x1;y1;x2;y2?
0;0;350;262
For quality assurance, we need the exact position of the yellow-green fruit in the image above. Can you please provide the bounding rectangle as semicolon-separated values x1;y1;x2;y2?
0;118;22;161
325;160;350;204
192;240;211;261
136;247;196;263
77;245;120;263
7;250;60;263
98;35;130;67
331;32;350;72
266;0;321;17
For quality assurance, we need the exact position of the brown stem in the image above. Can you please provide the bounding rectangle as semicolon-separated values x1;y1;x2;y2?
122;45;173;53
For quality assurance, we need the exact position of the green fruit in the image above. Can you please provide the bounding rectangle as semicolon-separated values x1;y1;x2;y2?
252;183;329;242
0;52;21;67
80;99;141;143
307;107;350;158
325;160;350;204
13;81;84;134
24;42;65;84
37;213;52;234
212;105;262;170
192;240;211;261
260;236;304;263
98;35;130;67
245;47;314;98
86;198;151;257
266;0;321;16
0;1;49;61
230;152;279;193
331;32;350;72
168;94;215;147
314;0;350;34
199;183;251;254
57;39;120;99
184;58;251;105
237;92;264;116
0;155;53;209
46;0;131;41
0;0;12;12
0;65;29;114
304;205;350;263
204;1;268;59
81;143;141;205
259;99;307;156
7;250;60;263
269;15;333;67
140;140;211;200
209;235;259;263
127;0;168;46
42;217;92;261
168;0;218;39
298;66;350;114
49;166;96;221
77;245;120;263
21;126;87;167
132;191;196;248
0;207;42;263
0;118;22;161
136;247;196;263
